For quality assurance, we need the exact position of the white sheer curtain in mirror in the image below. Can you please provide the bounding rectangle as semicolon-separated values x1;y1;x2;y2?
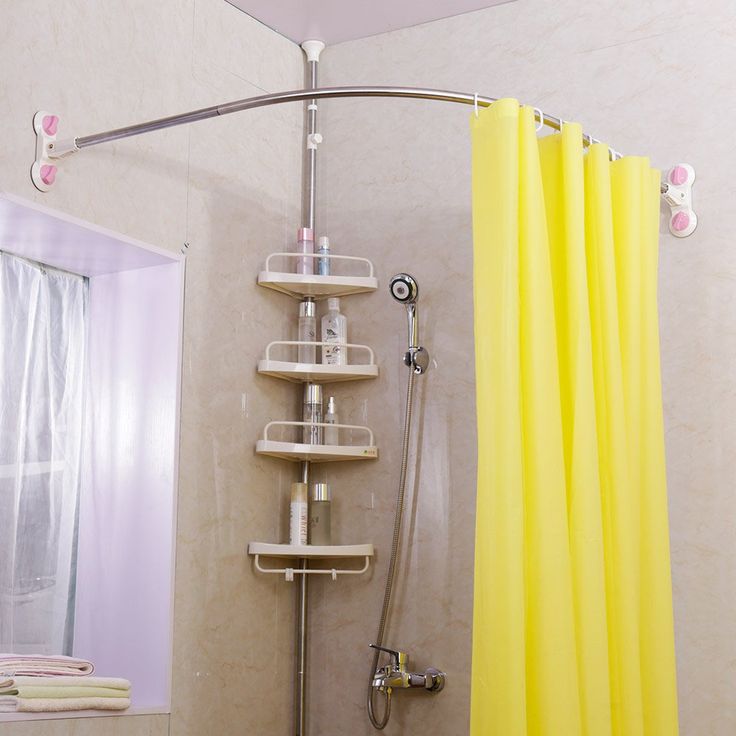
0;251;87;655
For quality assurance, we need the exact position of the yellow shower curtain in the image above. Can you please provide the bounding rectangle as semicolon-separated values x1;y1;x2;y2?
469;99;678;736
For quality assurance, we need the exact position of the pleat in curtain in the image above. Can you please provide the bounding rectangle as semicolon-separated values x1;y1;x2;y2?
469;99;678;736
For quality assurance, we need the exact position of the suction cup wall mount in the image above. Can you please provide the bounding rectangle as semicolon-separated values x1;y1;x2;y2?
662;163;697;238
31;111;79;192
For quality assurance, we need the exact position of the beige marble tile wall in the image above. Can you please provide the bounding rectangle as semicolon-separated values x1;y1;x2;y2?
0;1;304;734
314;1;736;734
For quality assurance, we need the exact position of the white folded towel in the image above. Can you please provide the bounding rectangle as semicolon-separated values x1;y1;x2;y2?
0;654;94;677
0;696;130;712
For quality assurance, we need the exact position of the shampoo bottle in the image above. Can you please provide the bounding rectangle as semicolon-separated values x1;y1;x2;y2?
289;482;308;546
303;383;323;444
297;299;317;363
321;297;347;365
324;396;339;445
296;227;314;275
317;235;331;276
309;483;332;546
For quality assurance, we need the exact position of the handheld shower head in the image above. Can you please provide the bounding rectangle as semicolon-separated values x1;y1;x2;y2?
388;273;429;374
389;273;418;304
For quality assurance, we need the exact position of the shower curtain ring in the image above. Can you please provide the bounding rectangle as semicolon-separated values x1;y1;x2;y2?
474;93;479;118
534;107;544;132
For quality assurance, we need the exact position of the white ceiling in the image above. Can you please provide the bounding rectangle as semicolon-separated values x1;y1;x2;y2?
227;0;515;45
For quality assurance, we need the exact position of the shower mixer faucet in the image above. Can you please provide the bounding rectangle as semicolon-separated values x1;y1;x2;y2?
388;273;430;374
369;644;445;694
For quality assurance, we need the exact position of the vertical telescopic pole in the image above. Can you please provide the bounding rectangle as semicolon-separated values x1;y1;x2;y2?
296;38;325;736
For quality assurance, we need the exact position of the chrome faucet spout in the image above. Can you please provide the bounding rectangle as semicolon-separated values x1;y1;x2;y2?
369;644;446;695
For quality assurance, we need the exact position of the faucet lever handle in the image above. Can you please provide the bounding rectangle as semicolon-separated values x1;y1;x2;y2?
369;644;407;670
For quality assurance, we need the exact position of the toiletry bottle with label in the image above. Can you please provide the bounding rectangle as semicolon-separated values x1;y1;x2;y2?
303;383;323;444
297;299;317;363
296;227;314;275
324;396;339;445
290;482;308;545
309;483;331;545
317;235;331;276
321;297;347;365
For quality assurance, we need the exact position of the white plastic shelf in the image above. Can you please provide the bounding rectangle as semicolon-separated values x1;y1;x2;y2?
258;341;378;383
255;421;378;462
248;542;374;581
248;542;374;559
258;252;378;299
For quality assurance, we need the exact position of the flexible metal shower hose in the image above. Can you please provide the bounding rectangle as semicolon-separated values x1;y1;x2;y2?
367;367;417;730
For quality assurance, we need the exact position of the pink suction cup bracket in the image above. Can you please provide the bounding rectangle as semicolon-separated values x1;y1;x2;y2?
662;163;697;238
31;110;79;192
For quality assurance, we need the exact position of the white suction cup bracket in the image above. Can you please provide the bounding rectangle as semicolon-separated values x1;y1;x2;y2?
31;111;79;192
662;163;697;238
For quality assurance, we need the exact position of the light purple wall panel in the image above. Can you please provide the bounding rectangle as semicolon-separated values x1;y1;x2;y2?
73;261;183;709
0;194;177;276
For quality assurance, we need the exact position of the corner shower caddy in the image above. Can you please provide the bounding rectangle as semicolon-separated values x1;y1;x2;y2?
26;34;697;736
249;250;379;581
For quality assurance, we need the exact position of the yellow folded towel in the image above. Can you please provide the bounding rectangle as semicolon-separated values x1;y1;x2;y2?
16;697;131;712
6;687;129;699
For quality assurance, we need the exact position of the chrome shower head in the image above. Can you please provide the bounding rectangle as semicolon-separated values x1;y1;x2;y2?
388;273;429;374
389;273;419;304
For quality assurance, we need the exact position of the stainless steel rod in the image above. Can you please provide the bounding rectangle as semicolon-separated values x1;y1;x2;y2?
305;63;318;231
296;557;308;736
74;86;599;150
296;459;310;736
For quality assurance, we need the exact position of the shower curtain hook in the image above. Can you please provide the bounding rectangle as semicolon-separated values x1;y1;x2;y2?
473;93;479;118
534;107;544;132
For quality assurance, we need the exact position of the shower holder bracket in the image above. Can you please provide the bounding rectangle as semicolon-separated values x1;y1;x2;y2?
31;111;79;192
662;163;697;237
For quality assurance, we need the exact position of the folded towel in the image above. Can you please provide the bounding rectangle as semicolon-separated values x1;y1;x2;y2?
0;654;94;677
1;686;129;699
4;676;130;690
2;696;130;712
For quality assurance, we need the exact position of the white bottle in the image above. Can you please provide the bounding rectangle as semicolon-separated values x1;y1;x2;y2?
289;482;308;545
324;396;339;445
321;297;347;365
297;299;317;364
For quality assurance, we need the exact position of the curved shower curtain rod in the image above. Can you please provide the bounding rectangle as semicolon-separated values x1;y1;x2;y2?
34;84;690;208
42;86;604;153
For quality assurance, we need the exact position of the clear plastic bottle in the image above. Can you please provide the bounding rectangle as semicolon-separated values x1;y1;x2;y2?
297;299;317;364
303;383;323;444
324;396;339;445
296;227;314;275
321;297;347;366
309;483;332;546
317;235;331;276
